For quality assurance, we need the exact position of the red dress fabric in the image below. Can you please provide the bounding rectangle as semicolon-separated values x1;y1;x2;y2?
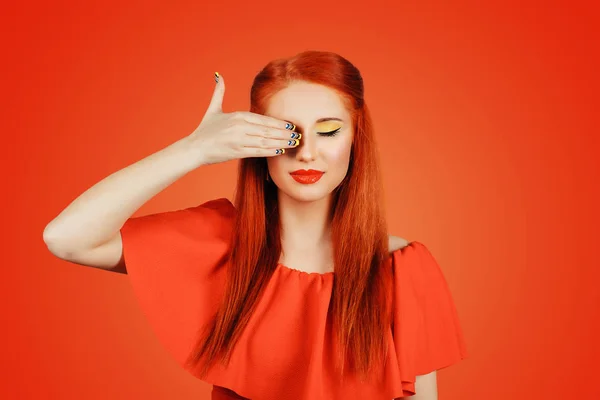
120;197;468;399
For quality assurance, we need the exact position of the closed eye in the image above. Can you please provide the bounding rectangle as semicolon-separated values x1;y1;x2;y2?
317;127;341;137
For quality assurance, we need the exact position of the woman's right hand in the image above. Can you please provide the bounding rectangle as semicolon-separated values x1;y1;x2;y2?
187;73;302;166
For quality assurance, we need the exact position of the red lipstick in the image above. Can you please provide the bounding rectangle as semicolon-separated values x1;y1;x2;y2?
289;169;324;184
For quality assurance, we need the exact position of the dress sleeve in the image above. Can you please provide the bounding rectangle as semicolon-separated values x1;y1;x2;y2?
392;241;468;377
119;197;235;367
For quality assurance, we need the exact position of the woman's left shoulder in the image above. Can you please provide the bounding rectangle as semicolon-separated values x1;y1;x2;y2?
388;234;411;253
387;235;469;378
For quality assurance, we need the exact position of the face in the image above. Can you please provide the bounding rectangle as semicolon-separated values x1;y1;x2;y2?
265;81;354;203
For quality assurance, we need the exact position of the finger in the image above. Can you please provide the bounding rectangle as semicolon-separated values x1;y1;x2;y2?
237;111;297;131
206;72;225;115
241;121;303;140
240;146;290;158
240;134;300;149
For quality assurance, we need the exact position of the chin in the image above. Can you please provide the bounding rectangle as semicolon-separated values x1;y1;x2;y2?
289;192;329;203
279;183;332;203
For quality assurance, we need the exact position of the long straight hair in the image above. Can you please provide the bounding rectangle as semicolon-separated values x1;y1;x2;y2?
186;50;393;382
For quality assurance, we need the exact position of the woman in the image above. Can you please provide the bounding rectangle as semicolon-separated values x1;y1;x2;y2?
44;51;467;399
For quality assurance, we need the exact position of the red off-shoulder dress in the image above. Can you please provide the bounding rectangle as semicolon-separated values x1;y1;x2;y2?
120;198;468;399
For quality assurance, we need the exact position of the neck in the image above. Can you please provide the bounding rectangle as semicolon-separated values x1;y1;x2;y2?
277;191;333;251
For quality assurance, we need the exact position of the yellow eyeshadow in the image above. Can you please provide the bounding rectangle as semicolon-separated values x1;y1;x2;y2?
315;122;343;132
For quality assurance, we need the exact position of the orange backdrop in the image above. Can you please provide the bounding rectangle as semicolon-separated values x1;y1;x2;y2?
3;0;599;399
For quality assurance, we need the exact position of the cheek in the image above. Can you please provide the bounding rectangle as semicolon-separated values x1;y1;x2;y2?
267;156;286;175
324;139;353;166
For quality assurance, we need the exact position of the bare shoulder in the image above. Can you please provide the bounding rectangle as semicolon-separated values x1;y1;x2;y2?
388;234;410;253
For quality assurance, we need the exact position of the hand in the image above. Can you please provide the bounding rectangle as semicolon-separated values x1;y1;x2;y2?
187;73;301;166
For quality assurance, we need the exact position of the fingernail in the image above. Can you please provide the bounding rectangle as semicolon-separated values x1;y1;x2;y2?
285;123;295;130
276;148;286;155
214;72;220;83
290;132;302;139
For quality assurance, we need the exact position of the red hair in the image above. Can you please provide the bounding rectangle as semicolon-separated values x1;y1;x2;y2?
186;50;393;382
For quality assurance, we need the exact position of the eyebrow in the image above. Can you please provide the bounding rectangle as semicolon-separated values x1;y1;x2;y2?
283;117;343;125
316;117;343;123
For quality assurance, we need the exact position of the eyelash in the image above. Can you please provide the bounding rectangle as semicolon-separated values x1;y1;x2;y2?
317;127;341;137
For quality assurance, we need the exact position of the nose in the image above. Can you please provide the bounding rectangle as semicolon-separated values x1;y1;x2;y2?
295;132;317;162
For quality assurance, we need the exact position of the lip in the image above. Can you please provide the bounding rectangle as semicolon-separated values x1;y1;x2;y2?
290;169;324;175
289;169;324;184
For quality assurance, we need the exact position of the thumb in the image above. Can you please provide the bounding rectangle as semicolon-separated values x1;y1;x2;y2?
206;72;225;115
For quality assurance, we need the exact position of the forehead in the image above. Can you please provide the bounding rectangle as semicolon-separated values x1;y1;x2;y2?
265;81;350;123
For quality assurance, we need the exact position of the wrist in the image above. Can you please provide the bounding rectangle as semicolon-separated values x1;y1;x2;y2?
170;136;207;171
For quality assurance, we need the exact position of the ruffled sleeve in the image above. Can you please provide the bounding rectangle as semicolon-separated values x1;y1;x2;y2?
119;197;235;367
391;241;468;381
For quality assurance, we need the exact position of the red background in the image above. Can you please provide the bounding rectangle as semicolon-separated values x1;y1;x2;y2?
3;0;598;398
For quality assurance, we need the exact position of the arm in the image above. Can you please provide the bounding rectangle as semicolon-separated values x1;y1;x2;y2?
44;74;301;273
43;136;203;273
412;371;438;400
393;372;438;400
